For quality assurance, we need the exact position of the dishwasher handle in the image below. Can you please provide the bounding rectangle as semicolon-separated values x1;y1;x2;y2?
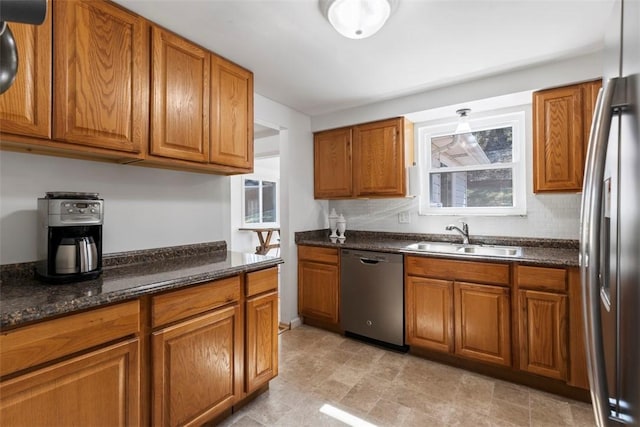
359;258;381;265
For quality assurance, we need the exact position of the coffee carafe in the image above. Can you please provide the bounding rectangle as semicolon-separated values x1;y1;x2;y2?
36;192;103;284
55;236;99;274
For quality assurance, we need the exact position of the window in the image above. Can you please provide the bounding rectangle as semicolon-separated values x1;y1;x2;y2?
243;178;278;226
418;111;526;215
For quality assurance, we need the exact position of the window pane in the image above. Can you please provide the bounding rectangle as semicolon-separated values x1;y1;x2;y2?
262;180;277;223
429;169;513;208
244;179;260;223
431;127;513;169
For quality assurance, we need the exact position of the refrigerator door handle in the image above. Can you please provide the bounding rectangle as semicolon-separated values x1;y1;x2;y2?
580;77;623;427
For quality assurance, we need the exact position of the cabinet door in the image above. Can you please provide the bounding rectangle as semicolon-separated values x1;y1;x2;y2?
53;0;148;153
353;118;406;197
405;276;454;353
298;260;339;324
150;27;210;163
210;56;253;170
533;84;584;192
518;290;568;380
0;2;51;138
246;291;279;394
454;282;511;366
582;80;603;158
0;339;139;426
153;304;242;427
314;127;353;198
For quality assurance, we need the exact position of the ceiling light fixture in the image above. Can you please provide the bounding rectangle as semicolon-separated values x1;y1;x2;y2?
454;108;472;134
319;0;397;40
453;108;481;151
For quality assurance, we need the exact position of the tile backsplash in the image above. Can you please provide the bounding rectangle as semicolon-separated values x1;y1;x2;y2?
329;192;582;240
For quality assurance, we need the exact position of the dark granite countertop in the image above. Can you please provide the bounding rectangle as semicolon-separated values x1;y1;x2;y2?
0;242;283;329
295;230;579;267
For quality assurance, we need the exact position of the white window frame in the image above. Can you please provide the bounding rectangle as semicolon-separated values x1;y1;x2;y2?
418;111;527;216
241;176;279;227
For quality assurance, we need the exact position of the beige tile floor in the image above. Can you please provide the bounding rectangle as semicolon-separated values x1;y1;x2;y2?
220;325;596;427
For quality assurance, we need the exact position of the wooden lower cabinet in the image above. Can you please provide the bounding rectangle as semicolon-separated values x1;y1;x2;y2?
298;246;340;327
516;264;572;382
152;304;242;427
405;255;511;366
518;290;568;380
246;291;279;393
454;282;511;366
0;267;280;427
0;339;140;426
405;276;454;352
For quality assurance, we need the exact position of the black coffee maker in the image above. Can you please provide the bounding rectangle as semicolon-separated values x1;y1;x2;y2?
36;192;104;284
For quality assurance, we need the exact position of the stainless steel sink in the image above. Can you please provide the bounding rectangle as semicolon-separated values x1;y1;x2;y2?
456;245;522;257
404;242;461;254
404;242;522;258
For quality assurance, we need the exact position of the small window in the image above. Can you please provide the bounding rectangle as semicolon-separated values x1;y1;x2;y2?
418;111;526;215
243;178;278;226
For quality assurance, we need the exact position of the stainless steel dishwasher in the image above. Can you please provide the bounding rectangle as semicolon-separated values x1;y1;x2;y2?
340;249;406;349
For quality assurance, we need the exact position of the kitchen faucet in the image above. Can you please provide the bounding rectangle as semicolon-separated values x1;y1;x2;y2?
446;222;470;244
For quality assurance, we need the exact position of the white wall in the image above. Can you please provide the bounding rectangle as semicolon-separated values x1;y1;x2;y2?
0;151;230;264
254;94;325;325
312;51;603;132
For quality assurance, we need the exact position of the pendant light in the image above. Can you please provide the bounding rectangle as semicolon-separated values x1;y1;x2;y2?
320;0;397;39
454;108;472;134
453;108;480;150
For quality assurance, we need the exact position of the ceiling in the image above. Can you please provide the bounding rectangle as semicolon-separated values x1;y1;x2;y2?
113;0;615;117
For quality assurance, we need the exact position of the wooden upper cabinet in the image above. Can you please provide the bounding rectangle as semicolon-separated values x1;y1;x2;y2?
210;56;253;170
313;117;413;199
0;1;51;138
314;127;353;198
533;79;601;192
354;118;408;197
583;80;603;156
150;27;210;163
53;0;148;153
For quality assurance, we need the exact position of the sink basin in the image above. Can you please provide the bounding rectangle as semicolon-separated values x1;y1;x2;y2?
457;245;522;257
404;242;522;258
404;242;461;254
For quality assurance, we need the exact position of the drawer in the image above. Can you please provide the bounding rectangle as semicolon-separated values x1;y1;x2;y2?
406;256;510;286
152;276;241;327
298;245;338;264
0;300;139;377
516;265;567;292
246;267;278;297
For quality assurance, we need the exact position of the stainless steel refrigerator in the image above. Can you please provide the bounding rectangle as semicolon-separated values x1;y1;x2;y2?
580;0;640;425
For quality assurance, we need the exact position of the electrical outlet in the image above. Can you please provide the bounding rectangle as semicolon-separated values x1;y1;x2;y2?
398;211;410;224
